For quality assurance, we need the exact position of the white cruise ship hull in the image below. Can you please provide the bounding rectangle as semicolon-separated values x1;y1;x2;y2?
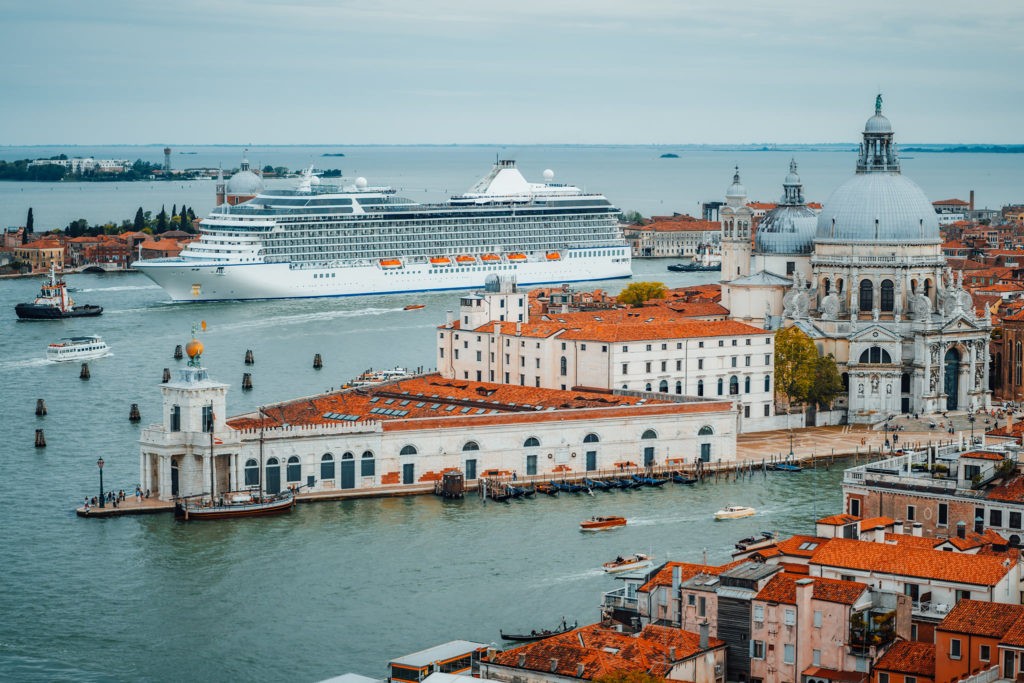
135;252;631;302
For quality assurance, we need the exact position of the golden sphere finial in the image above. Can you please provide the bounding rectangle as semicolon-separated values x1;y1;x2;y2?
186;338;204;359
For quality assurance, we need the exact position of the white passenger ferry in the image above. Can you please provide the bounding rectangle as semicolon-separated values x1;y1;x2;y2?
133;160;631;301
46;336;110;362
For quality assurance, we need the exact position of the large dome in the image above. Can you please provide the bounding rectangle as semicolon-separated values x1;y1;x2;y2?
864;113;893;134
757;205;818;254
226;168;264;196
815;173;939;243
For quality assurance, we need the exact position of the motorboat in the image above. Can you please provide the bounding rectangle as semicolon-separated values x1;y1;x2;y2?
715;505;756;520
734;531;778;553
46;336;110;362
15;264;103;319
602;553;653;573
403;304;426;311
580;516;627;531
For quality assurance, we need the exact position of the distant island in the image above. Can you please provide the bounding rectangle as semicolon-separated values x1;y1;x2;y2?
660;153;680;158
901;145;1024;153
322;153;346;157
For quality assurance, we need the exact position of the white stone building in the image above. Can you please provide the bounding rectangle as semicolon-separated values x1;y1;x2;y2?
437;279;782;433
139;347;739;502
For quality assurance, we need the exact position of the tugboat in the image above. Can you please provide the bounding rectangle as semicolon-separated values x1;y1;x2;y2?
15;265;103;319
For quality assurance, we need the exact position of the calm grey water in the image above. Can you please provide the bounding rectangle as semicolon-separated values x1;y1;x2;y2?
0;144;1021;229
0;259;847;682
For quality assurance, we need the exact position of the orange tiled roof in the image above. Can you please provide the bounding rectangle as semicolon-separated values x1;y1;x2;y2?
962;450;1007;461
858;516;894;530
774;535;830;558
639;560;747;593
818;514;860;526
754;573;866;606
942;528;1007;551
883;533;940;550
873;640;936;677
810;538;1014;586
988;474;1024;502
477;315;765;343
938;600;1024;638
934;198;970;206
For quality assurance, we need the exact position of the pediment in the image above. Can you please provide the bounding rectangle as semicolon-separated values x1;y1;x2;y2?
849;324;902;343
940;315;982;333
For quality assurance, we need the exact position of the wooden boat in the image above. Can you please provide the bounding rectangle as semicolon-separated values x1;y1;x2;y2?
584;478;612;491
632;474;668;487
175;489;295;521
580;516;627;531
770;462;804;472
403;304;426;311
603;553;653;573
536;483;558;496
501;619;576;642
379;258;402;269
672;472;698;485
715;505;756;520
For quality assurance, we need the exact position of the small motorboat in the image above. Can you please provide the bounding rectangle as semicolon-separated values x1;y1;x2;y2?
580;516;627;531
603;553;653;573
501;618;576;642
403;304;426;311
672;472;698;485
734;531;778;553
715;505;756;520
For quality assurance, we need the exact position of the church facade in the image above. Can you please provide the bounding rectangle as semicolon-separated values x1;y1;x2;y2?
722;97;991;422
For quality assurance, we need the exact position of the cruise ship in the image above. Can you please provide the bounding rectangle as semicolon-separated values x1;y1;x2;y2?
133;160;632;301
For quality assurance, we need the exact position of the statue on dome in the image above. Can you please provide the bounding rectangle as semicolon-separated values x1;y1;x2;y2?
875;93;883;114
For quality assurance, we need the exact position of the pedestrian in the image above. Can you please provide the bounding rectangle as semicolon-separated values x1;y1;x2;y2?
145;489;150;498
91;496;97;506
512;470;517;481
83;496;89;510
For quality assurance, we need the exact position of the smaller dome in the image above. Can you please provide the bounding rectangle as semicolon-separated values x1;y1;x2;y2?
865;113;892;134
756;205;818;254
185;338;204;359
226;169;264;196
726;167;746;198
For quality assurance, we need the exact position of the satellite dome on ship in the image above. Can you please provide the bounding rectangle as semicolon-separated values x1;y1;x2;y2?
815;95;939;244
226;154;264;196
755;160;817;255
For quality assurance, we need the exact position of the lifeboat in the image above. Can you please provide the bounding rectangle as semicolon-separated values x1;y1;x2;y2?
379;258;402;269
546;251;561;261
430;256;452;266
455;255;476;264
507;253;527;262
481;253;501;262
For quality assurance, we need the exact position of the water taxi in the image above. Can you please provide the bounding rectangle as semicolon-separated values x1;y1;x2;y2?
715;505;756;520
403;304;426;311
602;553;652;573
46;336;110;362
580;516;627;531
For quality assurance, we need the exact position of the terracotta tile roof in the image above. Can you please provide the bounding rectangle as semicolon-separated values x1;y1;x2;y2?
873;640;936;677
774;535;830;558
938;600;1024;638
1001;614;1024;647
961;450;1007;461
934;198;970;206
754;573;866;606
639;560;747;593
942;528;1007;551
818;514;860;526
478;315;765;343
883;534;940;550
226;374;732;431
986;474;1024;502
809;538;1014;586
486;623;722;680
858;516;894;530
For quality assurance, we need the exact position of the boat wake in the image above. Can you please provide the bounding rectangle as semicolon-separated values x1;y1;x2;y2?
213;306;408;332
78;284;162;293
0;357;53;371
540;567;606;584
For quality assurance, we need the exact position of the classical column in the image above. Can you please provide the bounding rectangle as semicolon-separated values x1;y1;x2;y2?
851;273;860;321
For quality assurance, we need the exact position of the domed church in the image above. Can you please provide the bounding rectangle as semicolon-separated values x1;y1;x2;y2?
723;96;991;422
215;150;265;206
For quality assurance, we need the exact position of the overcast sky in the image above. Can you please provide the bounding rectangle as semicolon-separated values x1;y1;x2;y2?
2;0;1022;145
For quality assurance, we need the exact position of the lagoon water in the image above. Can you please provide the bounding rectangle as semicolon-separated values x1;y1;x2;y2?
0;145;1019;681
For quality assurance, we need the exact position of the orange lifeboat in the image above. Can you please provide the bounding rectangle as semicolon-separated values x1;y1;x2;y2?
455;255;476;264
507;253;527;262
379;258;402;269
481;253;500;262
430;256;451;266
546;251;561;261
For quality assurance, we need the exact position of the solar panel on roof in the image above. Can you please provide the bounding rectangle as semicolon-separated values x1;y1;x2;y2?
476;409;486;414
430;403;440;409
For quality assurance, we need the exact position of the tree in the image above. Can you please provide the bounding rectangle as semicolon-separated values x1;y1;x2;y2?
620;210;646;225
263;165;274;174
26;207;34;234
618;281;667;307
171;204;177;220
133;207;145;232
808;353;844;409
156;205;167;233
774;326;818;411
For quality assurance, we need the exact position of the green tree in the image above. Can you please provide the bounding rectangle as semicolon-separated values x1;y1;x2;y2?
133;207;145;232
171;204;177;220
263;165;274;174
620;210;646;225
808;353;844;409
774;326;818;411
617;281;667;307
26;207;34;234
156;205;167;233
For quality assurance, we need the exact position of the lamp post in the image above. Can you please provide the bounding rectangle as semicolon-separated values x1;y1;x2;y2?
788;430;794;460
968;412;976;447
884;419;891;453
97;456;105;508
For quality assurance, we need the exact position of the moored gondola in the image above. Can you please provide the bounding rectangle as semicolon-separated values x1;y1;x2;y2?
501;618;577;642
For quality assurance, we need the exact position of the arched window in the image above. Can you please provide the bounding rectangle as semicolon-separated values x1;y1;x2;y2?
524;437;540;448
729;375;739;395
462;441;480;451
361;450;375;476
880;280;895;312
244;458;259;486
859;279;874;312
641;430;658;439
822;278;831;296
697;380;704;397
836;278;844;293
286;455;301;482
910;279;918;294
841;372;849;390
645;382;652;392
764;375;771;392
1016;342;1022;386
698;426;714;436
859;347;892;364
400;445;417;456
675;381;682;394
717;378;724;395
559;356;567;376
583;433;600;443
659;380;669;393
320;453;335;480
901;373;911;393
744;376;751;393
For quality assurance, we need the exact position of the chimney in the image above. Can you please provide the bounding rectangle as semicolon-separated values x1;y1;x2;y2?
970;190;975;212
912;522;923;537
577;663;586;677
516;322;522;336
486;647;496;660
518;654;526;668
874;525;887;543
669;646;677;661
550;658;558;673
672;565;681;592
445;310;455;326
894;519;904;535
957;521;967;539
699;620;709;650
493;321;500;335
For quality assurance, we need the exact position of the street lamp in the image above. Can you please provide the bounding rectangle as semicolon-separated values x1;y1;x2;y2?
788;430;794;460
884;419;891;453
97;457;105;508
968;412;976;447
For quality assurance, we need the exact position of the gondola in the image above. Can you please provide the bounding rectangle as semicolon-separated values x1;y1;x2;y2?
536;483;559;496
500;619;577;642
584;478;612;491
632;474;668;487
770;463;804;472
672;472;698;485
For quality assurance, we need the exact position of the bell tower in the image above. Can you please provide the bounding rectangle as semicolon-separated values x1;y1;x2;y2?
720;167;754;285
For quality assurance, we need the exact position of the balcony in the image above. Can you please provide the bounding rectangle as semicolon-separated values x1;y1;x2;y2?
957;665;1001;683
602;586;639;611
911;600;952;620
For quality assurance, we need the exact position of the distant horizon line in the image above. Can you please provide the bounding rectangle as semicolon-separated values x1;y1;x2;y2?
2;142;1022;149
